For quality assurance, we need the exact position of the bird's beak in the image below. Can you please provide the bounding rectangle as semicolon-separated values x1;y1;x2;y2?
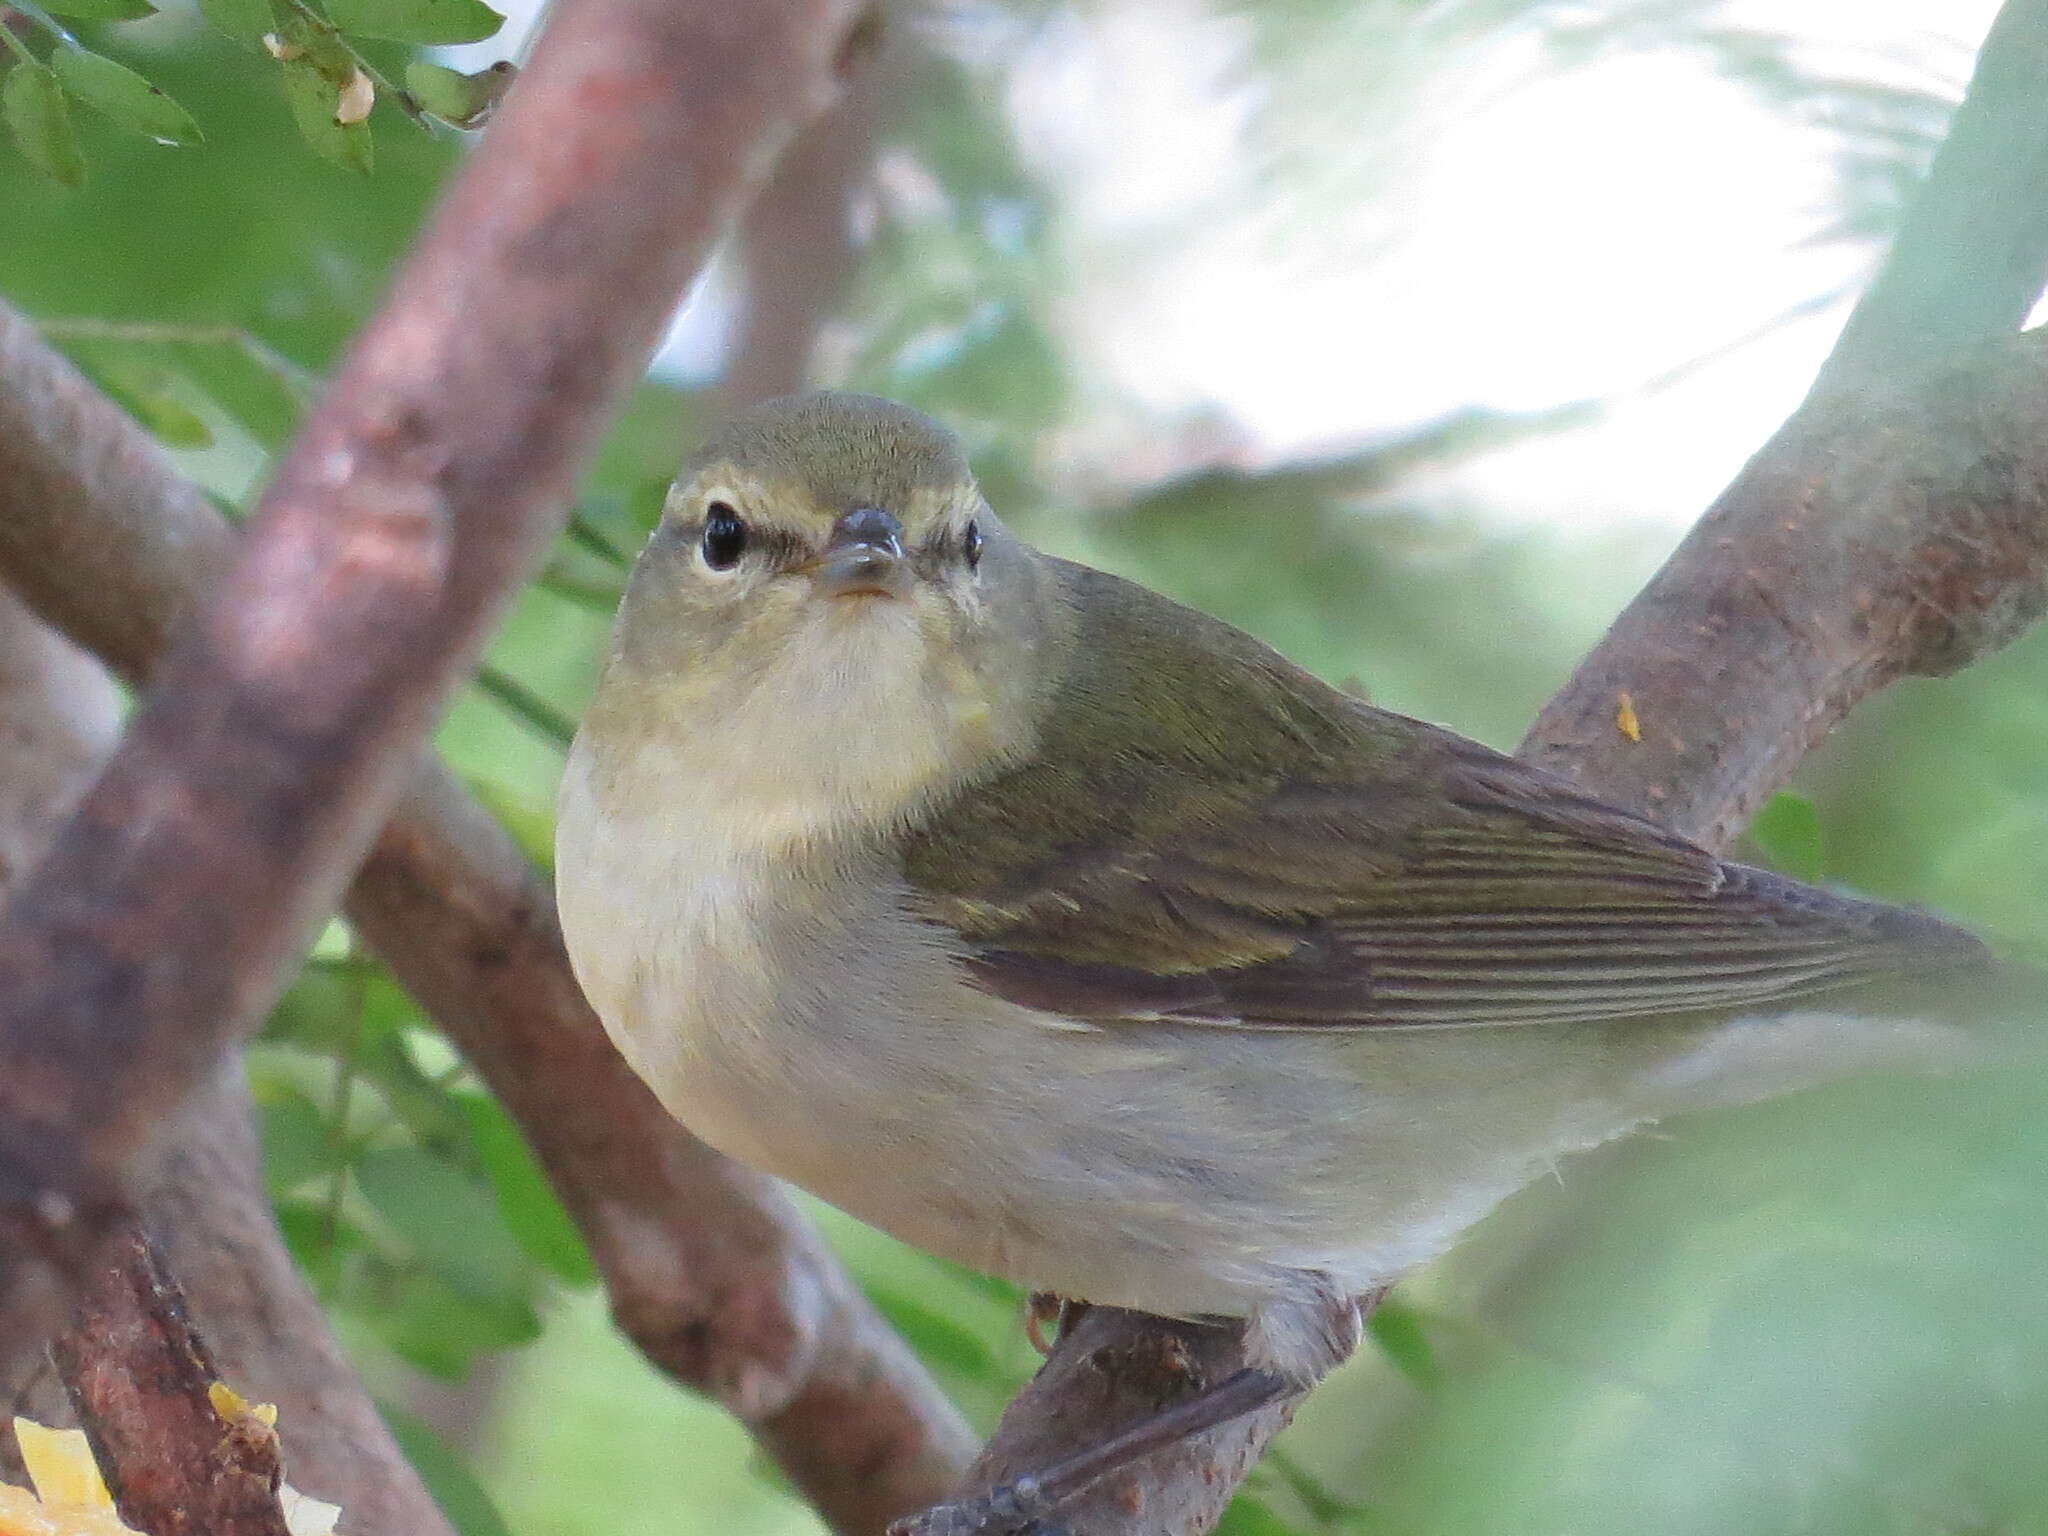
812;507;911;600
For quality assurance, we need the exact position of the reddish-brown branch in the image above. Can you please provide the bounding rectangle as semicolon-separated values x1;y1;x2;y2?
913;3;2048;1530
0;0;862;1365
0;289;970;1531
48;1214;294;1536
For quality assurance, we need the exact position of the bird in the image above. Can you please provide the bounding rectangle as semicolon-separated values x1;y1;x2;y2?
554;389;1994;1478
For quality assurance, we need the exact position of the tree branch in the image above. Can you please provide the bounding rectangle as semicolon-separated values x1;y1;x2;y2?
720;26;908;407
49;1214;295;1536
1520;328;2048;840
0;304;967;1536
0;0;861;1367
914;2;2048;1530
1810;0;2048;397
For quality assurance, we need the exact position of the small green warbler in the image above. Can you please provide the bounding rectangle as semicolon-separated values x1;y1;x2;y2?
556;391;1990;1505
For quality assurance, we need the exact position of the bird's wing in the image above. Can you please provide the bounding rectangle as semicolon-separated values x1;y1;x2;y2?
898;562;1978;1030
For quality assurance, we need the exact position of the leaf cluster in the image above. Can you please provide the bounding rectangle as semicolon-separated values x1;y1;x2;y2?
0;0;512;184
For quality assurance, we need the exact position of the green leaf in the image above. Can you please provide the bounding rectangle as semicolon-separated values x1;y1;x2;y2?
272;1195;369;1294
255;1084;340;1195
459;1093;597;1286
91;357;213;446
353;1027;471;1151
379;1404;517;1536
353;1144;535;1302
1212;1496;1304;1536
277;54;373;174
264;959;365;1051
1366;1300;1442;1390
462;775;556;871
403;58;513;127
53;48;202;144
862;1278;1005;1384
41;0;157;19
1750;790;1825;883
365;1270;539;1378
325;0;502;45
196;0;274;45
4;61;87;187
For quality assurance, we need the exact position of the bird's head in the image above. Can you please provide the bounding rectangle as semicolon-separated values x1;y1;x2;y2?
591;392;1061;832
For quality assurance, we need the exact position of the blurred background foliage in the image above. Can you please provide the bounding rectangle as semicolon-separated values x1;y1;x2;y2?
3;0;2047;1532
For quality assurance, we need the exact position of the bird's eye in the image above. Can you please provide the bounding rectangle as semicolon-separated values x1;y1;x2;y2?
701;503;747;570
963;520;983;570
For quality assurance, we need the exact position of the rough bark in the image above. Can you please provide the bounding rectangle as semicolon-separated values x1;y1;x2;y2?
1520;328;2048;840
49;1216;295;1536
913;2;2048;1530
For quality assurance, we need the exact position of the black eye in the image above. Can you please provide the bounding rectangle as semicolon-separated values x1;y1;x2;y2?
963;520;983;570
701;503;747;569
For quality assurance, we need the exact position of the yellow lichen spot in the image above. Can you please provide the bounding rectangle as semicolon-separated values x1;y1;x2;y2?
1615;691;1642;743
206;1382;279;1430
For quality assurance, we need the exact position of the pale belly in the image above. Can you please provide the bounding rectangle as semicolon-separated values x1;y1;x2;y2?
562;752;1643;1309
556;741;1963;1381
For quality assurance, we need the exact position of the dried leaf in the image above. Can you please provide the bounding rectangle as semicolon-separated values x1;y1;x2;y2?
277;55;372;174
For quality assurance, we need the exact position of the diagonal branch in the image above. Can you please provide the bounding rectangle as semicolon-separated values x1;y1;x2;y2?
0;0;862;1351
1809;0;2048;398
49;1215;296;1536
914;2;2048;1530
